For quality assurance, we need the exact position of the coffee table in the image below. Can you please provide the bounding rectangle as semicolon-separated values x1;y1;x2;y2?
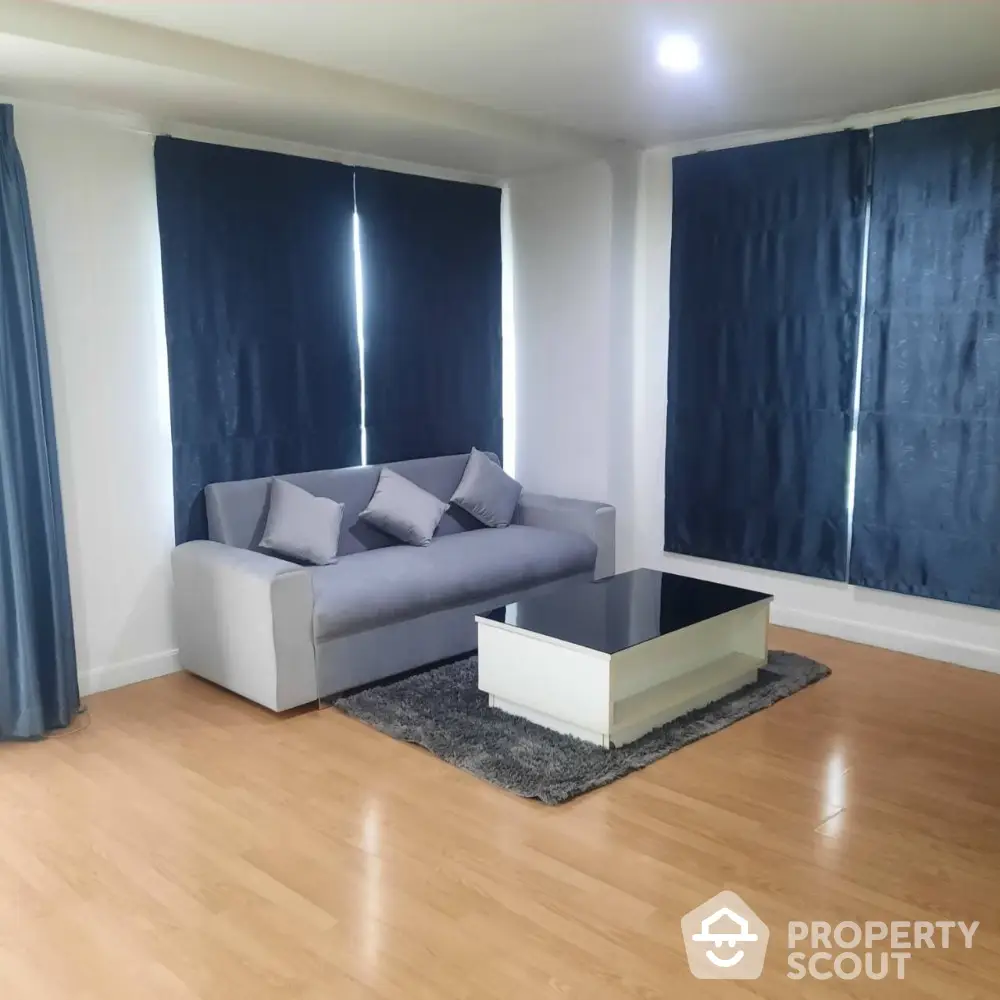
475;569;772;748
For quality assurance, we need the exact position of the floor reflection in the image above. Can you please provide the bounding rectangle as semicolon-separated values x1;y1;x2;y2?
817;749;849;841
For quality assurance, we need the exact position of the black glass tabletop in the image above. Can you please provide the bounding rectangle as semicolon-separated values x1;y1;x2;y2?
481;569;772;655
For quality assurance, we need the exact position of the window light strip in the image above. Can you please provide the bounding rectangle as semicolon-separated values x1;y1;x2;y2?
844;129;875;579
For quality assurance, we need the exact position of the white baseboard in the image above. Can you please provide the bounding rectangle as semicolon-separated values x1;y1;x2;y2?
773;607;1000;676
79;649;181;697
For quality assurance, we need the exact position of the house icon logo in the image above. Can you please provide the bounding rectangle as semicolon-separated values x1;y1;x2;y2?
681;890;770;979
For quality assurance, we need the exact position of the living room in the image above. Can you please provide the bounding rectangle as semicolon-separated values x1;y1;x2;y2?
2;1;999;995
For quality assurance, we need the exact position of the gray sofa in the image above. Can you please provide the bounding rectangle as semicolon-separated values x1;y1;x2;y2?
172;453;615;710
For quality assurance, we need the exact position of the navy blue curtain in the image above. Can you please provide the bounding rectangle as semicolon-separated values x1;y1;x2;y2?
354;168;502;464
0;105;80;739
665;131;870;580
850;110;1000;608
154;138;360;542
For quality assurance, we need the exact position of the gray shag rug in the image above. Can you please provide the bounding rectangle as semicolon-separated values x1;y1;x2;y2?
333;650;830;805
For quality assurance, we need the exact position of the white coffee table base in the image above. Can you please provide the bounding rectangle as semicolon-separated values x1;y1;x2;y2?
476;599;771;748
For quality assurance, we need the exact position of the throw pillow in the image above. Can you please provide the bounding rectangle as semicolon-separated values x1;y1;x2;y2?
259;478;344;566
450;448;523;528
359;467;448;546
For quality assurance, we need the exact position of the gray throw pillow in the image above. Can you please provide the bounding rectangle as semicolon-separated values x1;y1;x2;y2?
450;448;523;528
359;467;448;546
259;478;344;566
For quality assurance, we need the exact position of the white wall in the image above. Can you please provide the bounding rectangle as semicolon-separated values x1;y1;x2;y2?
633;92;1000;674
15;104;178;695
509;159;613;501
508;151;639;559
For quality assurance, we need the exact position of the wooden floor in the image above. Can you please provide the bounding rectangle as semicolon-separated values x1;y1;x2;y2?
2;627;1000;998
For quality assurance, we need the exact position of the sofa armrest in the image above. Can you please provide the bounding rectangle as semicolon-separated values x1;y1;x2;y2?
171;541;316;711
515;493;615;580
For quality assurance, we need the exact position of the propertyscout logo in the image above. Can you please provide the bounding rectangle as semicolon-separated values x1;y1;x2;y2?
681;891;979;981
681;891;769;979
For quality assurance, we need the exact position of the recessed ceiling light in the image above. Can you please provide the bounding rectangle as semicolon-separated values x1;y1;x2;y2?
658;34;700;73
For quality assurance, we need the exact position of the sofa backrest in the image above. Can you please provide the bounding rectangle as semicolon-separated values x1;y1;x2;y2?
204;453;488;555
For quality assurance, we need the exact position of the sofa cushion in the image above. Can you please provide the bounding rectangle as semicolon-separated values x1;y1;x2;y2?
358;468;448;546
259;478;344;565
311;525;597;641
450;448;523;528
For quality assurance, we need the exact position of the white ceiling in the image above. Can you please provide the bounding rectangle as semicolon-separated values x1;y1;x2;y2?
3;1;1000;174
52;0;1000;142
0;33;588;178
